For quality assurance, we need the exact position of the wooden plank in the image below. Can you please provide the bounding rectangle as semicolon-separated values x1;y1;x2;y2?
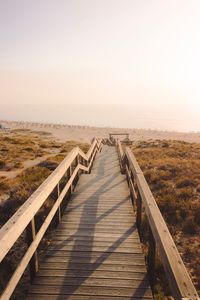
61;213;134;218
42;255;145;265
52;228;137;234
28;285;153;298
46;245;142;253
27;295;153;300
26;145;153;300
52;232;139;241
0;139;102;300
0;139;101;263
54;231;139;238
61;212;134;218
57;224;135;230
47;240;141;247
64;203;132;209
32;277;150;288
40;262;147;272
65;207;132;212
60;218;135;224
35;269;147;280
42;255;145;264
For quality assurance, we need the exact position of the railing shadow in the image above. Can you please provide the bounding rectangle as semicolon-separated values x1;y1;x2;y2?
34;145;151;299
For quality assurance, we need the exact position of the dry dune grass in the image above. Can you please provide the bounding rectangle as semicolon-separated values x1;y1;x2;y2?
0;130;89;298
131;140;200;295
0;129;58;172
0;136;89;227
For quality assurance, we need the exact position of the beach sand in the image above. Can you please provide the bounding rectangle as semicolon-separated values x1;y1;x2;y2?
1;120;200;143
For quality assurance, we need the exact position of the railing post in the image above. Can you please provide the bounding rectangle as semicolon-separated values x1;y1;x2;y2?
67;166;73;197
147;225;156;295
125;164;130;188
26;217;38;282
129;171;136;208
72;155;79;189
79;156;83;174
82;157;86;174
84;157;88;174
88;153;92;174
77;154;80;180
54;182;61;225
136;192;142;234
90;148;96;171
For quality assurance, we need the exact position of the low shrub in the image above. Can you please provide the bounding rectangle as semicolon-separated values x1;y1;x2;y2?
0;180;9;191
177;187;193;201
23;147;33;152
176;178;196;188
183;216;197;234
0;160;5;169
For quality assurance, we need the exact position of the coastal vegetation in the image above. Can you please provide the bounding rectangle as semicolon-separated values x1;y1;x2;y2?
0;129;89;298
131;140;200;296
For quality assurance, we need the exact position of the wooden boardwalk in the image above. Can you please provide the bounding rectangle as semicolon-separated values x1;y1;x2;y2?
27;145;152;299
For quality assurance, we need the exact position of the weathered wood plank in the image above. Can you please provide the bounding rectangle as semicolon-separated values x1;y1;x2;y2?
40;262;147;272
33;277;150;288
57;224;136;230
35;269;147;280
42;255;145;264
52;233;140;241
46;245;142;253
0;139;102;300
27;295;152;300
0;139;101;262
27;146;152;300
53;231;139;238
52;228;136;234
47;239;141;247
28;285;153;297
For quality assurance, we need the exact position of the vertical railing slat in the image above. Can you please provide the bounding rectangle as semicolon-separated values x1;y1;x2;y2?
26;217;38;282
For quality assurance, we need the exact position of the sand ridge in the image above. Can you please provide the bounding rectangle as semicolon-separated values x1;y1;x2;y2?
1;120;200;143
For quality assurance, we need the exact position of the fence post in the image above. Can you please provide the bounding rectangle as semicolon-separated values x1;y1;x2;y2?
26;217;38;282
67;166;72;198
136;192;142;234
147;225;156;294
76;154;80;183
54;182;61;225
129;171;136;208
88;153;91;174
125;164;130;188
72;156;79;190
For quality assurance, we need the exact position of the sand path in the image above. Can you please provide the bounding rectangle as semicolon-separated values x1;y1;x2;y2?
0;152;59;179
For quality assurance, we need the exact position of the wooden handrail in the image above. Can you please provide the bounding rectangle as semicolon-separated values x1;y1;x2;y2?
0;138;101;300
116;139;125;173
116;140;199;300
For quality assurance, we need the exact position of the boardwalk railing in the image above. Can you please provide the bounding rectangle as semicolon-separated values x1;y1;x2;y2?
0;138;101;300
116;140;199;300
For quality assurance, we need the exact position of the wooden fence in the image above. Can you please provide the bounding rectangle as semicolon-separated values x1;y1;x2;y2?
0;138;101;300
116;140;199;300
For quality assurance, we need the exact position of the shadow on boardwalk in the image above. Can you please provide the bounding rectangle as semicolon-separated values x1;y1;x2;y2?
30;146;152;299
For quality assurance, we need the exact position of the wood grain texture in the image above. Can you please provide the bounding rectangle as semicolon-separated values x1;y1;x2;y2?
0;139;101;300
27;146;152;300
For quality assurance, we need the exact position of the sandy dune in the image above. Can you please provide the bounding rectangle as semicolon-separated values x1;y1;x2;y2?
0;152;58;179
1;120;200;143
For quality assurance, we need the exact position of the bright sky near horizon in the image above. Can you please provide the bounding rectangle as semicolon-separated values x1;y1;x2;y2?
0;0;200;131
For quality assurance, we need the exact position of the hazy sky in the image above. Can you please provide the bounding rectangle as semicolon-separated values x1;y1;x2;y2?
0;0;200;131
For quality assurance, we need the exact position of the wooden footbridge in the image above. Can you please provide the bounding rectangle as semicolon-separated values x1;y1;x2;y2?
0;138;199;300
